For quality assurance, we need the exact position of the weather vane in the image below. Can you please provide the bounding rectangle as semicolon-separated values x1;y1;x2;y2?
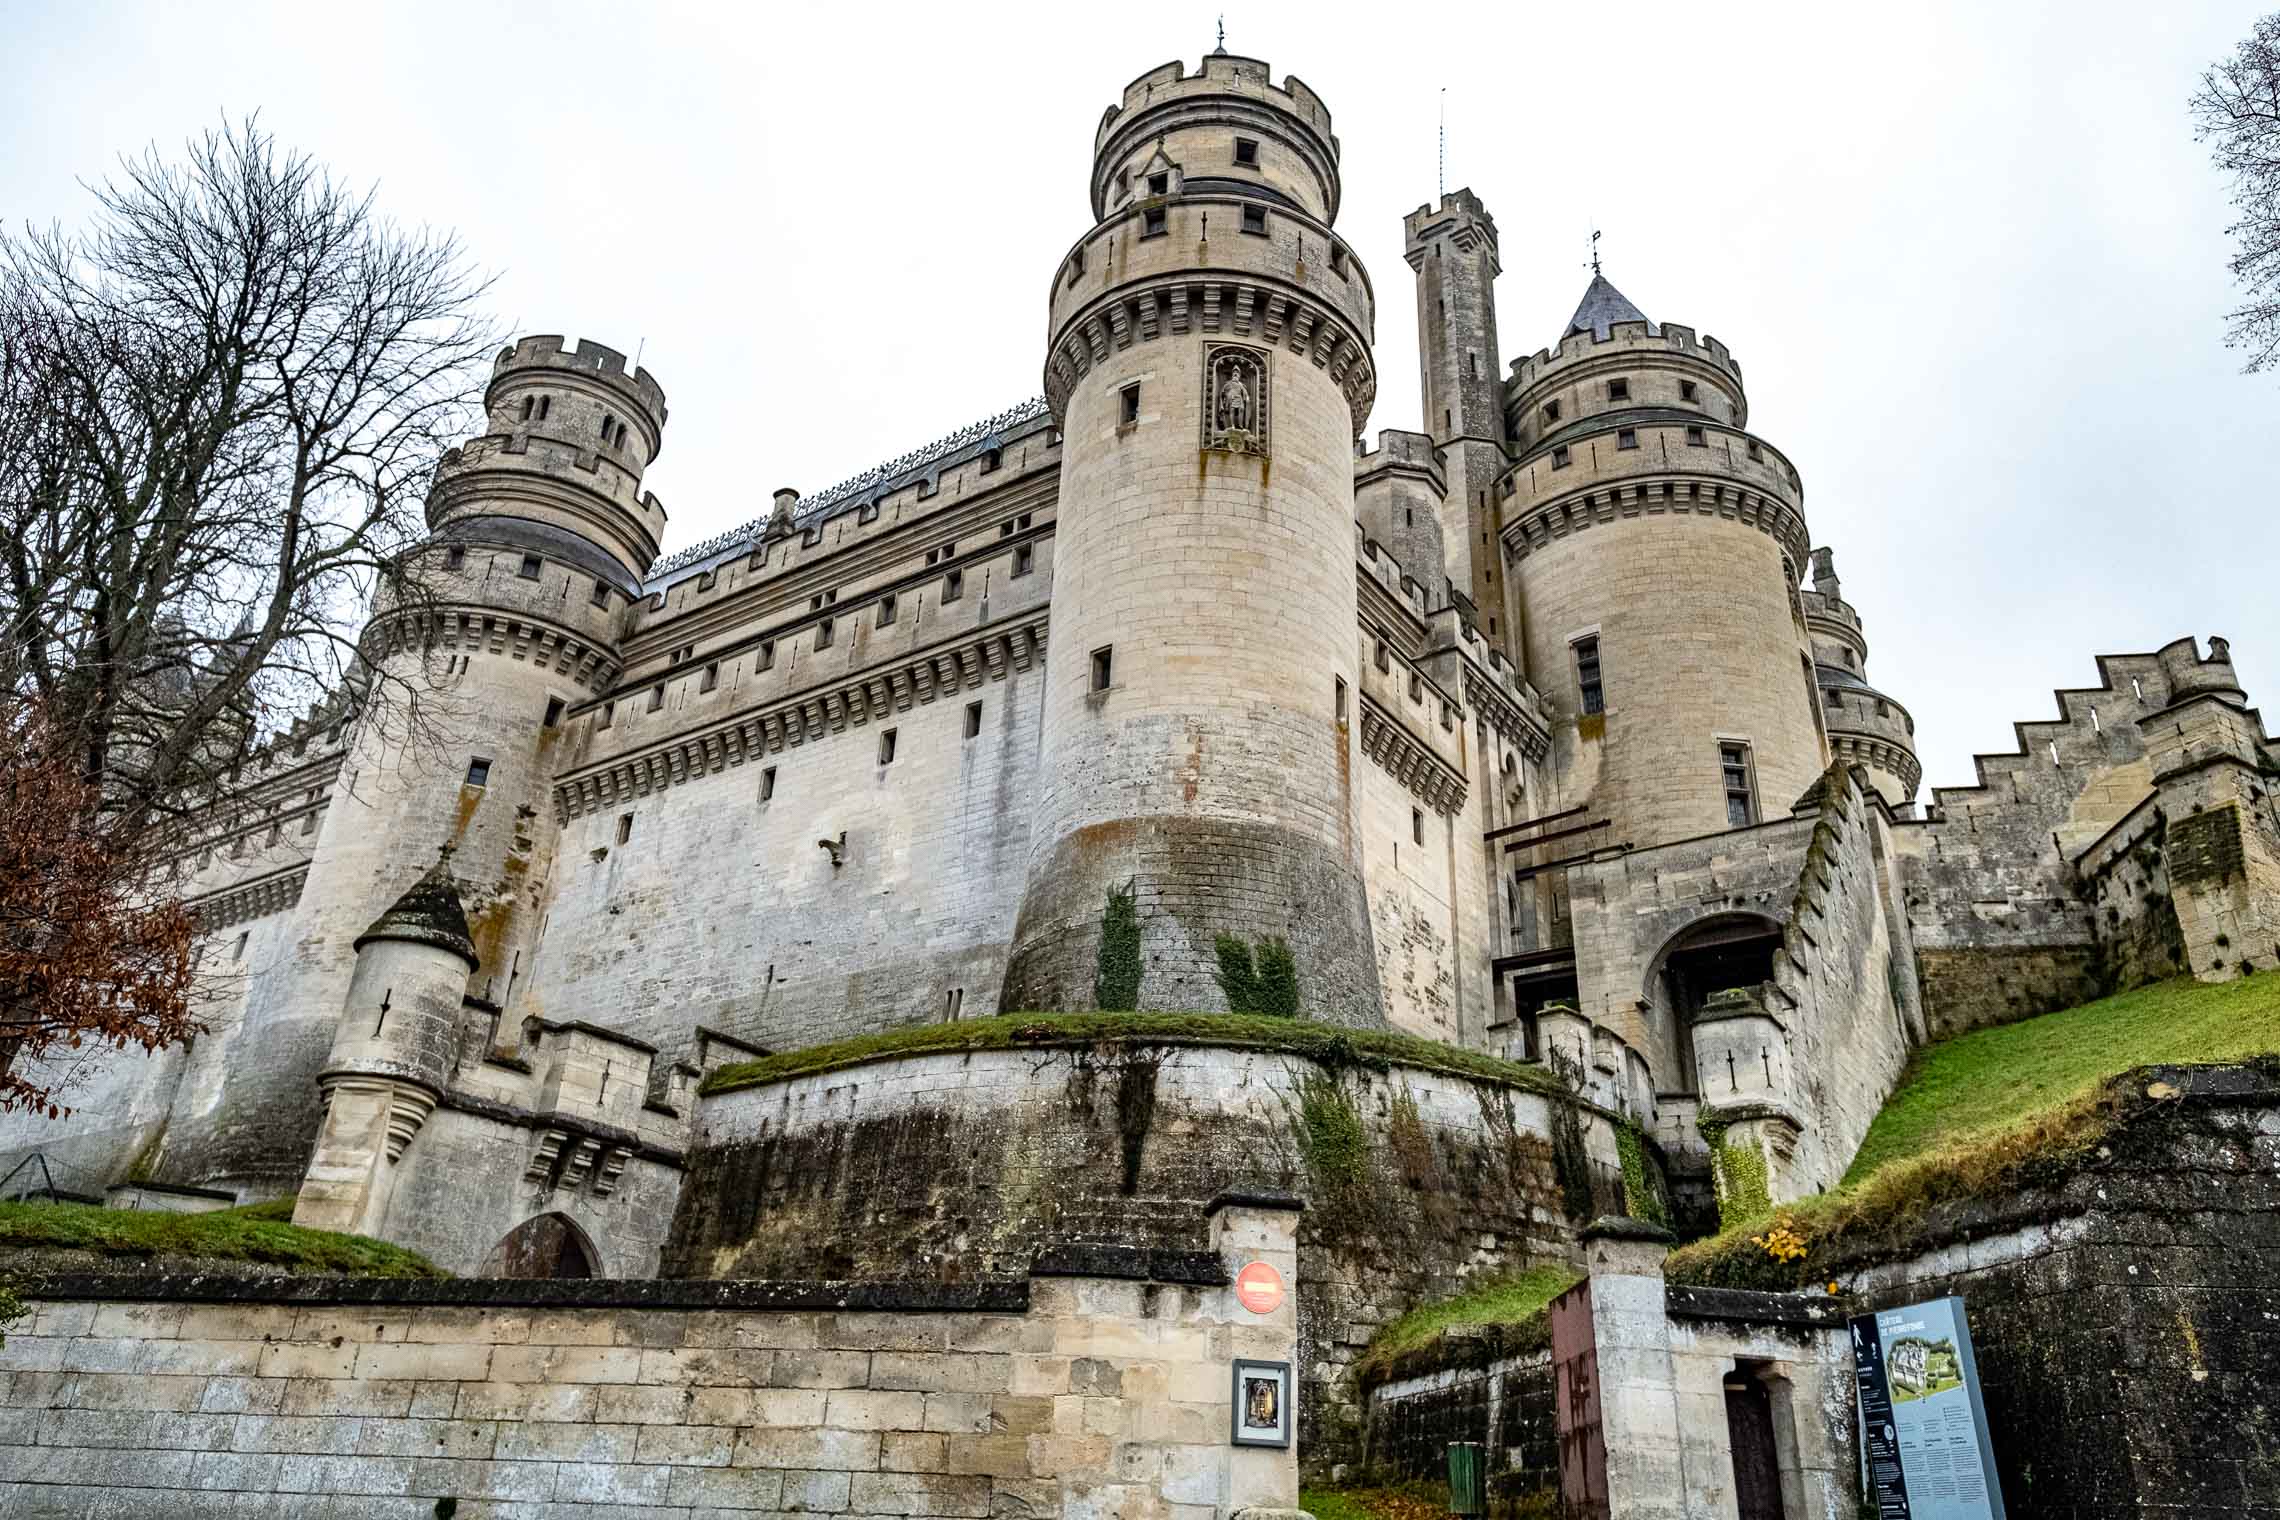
1590;227;1603;277
1216;15;1225;51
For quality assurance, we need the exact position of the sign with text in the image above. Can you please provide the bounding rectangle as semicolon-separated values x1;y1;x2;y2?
1849;1297;2006;1520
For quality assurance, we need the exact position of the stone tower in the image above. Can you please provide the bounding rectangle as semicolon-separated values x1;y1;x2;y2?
1804;546;1921;811
1501;282;1825;845
1405;189;1508;651
294;852;478;1236
1001;54;1386;1022
177;337;667;1197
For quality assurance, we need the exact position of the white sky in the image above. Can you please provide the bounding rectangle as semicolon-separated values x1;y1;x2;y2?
6;0;2273;793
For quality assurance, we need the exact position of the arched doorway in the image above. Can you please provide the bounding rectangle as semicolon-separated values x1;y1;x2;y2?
1645;913;1784;1092
479;1212;599;1278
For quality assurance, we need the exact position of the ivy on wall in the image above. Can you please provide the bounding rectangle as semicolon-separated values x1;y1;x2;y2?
1214;934;1299;1016
1614;1118;1668;1229
1700;1118;1772;1230
1094;882;1142;1011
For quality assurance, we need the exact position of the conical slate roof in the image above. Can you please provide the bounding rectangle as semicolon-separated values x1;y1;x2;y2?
353;849;479;969
1565;273;1651;340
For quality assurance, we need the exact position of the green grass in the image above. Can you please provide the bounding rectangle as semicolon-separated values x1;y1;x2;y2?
1669;975;2280;1291
700;1010;1567;1098
1843;974;2280;1184
1353;1264;1581;1383
1299;1486;1446;1520
0;1197;446;1278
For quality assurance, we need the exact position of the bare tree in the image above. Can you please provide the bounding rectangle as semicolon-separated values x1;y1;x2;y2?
0;121;496;1106
2193;13;2280;374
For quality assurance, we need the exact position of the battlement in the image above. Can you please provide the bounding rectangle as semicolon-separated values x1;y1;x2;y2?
1103;56;1333;150
1354;428;1444;491
492;334;667;421
1402;188;1498;256
1506;318;1742;395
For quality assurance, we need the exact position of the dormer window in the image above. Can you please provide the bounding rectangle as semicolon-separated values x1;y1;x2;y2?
1148;172;1169;196
1234;137;1259;166
1241;205;1267;236
980;448;1001;474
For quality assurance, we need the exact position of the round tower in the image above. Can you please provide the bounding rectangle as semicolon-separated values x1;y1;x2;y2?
1803;547;1921;810
1001;54;1386;1022
293;851;478;1237
1500;283;1825;844
176;338;667;1198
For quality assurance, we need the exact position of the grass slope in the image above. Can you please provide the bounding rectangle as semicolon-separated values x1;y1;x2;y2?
0;1197;446;1278
1671;974;2280;1290
1844;974;2280;1184
702;1011;1565;1098
1353;1265;1581;1383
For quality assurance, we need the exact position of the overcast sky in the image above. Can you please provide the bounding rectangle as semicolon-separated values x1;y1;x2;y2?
6;1;2272;793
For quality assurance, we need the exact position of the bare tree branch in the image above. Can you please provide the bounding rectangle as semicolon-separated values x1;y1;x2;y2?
2193;13;2280;373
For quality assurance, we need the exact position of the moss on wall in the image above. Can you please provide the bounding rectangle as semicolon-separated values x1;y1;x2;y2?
1615;1119;1668;1228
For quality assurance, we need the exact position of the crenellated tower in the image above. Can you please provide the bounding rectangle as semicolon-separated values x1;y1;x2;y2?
173;338;669;1198
1498;282;1826;846
1002;53;1386;1021
1405;189;1509;651
1803;546;1921;811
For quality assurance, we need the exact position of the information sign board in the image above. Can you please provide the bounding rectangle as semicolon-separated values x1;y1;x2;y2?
1848;1296;2006;1520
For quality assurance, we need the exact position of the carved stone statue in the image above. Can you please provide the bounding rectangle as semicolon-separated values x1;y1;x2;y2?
1220;374;1250;434
1203;345;1269;456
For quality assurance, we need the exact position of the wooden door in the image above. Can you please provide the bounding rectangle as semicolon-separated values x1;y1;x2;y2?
1725;1378;1783;1520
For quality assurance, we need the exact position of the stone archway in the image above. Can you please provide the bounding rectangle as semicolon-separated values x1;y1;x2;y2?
478;1212;600;1279
1644;912;1785;1092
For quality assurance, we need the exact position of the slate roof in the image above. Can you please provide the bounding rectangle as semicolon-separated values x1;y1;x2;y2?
354;850;478;969
1565;273;1653;341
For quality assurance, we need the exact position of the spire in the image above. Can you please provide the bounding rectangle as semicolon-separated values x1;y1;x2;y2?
353;844;479;969
1565;272;1651;341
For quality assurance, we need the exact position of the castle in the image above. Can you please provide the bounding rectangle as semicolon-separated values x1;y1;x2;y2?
7;49;2276;1310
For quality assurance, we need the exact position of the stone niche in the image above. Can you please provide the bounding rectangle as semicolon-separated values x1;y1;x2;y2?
665;1036;1631;1467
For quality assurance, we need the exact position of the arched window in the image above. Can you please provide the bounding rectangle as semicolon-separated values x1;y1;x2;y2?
538;396;551;421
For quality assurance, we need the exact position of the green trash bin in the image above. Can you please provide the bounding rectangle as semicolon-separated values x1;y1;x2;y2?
1447;1440;1485;1517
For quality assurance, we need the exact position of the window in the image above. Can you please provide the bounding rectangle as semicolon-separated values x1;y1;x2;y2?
1120;382;1140;426
760;766;777;802
700;662;719;693
1142;207;1167;238
599;701;615;730
758;639;775;671
878;728;898;765
600;413;614;439
300;810;317;836
233;932;249;961
1607;378;1629;401
1412;808;1426;846
1680;380;1698;402
647;683;664;712
1147;172;1169;196
943;569;964;602
877;594;897;627
965;701;983;739
519;397;534;422
1234;136;1259;166
1013;544;1034;577
1550;445;1571;468
544;697;566;727
1241;205;1267;236
1823;686;1841;708
980;448;1001;474
518;553;542;579
1746;440;1762;461
444;544;466;570
1542;400;1561;424
1841;648;1856;669
1091;645;1114;692
1330;244;1347;277
1617;428;1638;450
1335;676;1348;724
537;396;551;421
1115;168;1129;198
1720;743;1757;827
466;757;492;787
616;813;633;845
591;580;610;607
816;616;835;648
1573;636;1604;716
1685;425;1707;447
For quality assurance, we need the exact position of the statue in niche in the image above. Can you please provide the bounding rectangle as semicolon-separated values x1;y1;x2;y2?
1203;343;1269;456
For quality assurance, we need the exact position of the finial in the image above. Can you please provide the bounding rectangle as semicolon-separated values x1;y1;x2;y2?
1215;14;1225;52
437;842;456;864
1590;227;1602;277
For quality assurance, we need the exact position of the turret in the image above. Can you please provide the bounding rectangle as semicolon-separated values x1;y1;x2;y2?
1497;281;1824;845
168;336;669;1200
1405;189;1508;650
293;851;477;1236
1803;546;1920;809
1005;55;1386;1021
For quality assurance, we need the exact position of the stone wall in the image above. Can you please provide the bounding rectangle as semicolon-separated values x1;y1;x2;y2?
0;1203;1304;1519
668;1039;1626;1468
